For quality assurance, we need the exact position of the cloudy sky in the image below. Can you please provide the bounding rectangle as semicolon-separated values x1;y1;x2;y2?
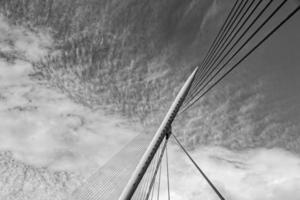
0;15;140;173
167;1;300;199
224;0;300;125
0;0;300;199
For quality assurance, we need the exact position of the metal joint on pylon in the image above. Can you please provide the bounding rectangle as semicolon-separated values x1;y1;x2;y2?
166;126;172;139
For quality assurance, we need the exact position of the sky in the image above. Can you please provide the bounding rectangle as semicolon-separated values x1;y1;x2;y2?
172;0;300;152
166;1;300;199
0;1;300;199
0;15;140;174
216;0;300;125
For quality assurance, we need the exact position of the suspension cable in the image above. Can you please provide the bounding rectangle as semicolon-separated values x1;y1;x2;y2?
180;0;299;113
156;164;162;200
182;0;271;108
172;135;226;200
166;144;171;200
150;153;160;200
187;0;255;101
144;137;168;200
184;0;264;106
187;0;248;99
150;179;155;200
142;150;159;200
188;0;240;93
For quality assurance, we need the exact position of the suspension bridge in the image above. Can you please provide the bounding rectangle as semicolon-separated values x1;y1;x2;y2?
72;0;300;199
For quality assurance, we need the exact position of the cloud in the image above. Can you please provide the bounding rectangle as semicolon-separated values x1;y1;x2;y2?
0;15;52;61
1;8;299;200
201;0;219;29
175;70;300;152
0;15;140;176
158;145;300;200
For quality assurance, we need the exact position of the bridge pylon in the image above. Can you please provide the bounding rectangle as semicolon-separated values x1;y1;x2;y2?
118;67;198;200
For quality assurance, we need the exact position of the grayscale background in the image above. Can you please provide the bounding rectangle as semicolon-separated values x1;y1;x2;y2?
0;0;299;199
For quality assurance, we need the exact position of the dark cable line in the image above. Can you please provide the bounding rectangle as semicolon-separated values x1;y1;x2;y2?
144;138;168;200
156;163;162;200
185;0;263;106
134;146;158;200
187;0;254;99
157;146;163;200
187;0;240;94
180;0;299;114
141;152;158;200
181;0;286;112
142;171;150;199
150;179;155;200
149;151;160;199
187;0;249;100
166;144;171;200
191;0;246;82
144;143;163;200
149;151;160;200
141;163;152;200
172;135;226;200
188;0;246;99
180;0;286;112
182;0;271;108
137;165;150;200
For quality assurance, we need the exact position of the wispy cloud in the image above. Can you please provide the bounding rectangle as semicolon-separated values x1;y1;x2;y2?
0;15;139;176
170;68;300;199
0;15;51;61
1;7;299;200
201;0;219;29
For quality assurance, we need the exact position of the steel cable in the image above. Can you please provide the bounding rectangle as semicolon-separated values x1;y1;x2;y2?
180;0;298;113
187;0;240;94
187;0;249;100
184;0;263;106
173;135;226;200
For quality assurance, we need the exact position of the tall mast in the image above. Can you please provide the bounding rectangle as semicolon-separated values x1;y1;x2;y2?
118;67;198;200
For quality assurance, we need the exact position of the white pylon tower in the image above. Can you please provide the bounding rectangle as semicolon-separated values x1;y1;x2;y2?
118;67;198;200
